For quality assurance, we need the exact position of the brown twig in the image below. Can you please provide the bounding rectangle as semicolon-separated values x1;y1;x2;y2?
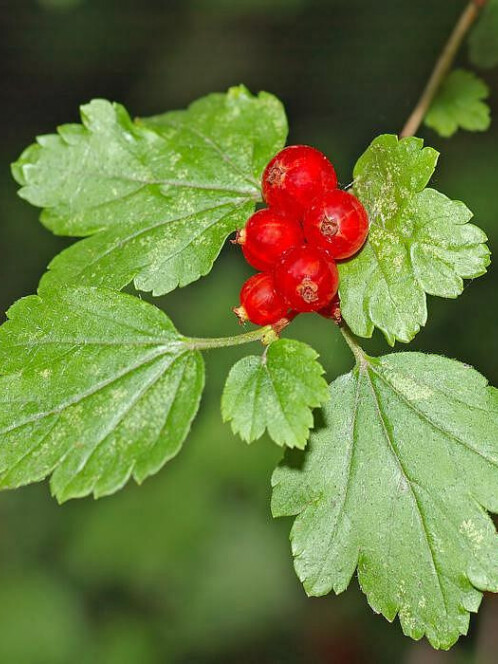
400;0;487;138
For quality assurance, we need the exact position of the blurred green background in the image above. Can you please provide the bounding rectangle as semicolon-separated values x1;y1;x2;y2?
1;1;498;662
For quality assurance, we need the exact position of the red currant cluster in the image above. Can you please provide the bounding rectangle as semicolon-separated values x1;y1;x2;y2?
233;145;369;326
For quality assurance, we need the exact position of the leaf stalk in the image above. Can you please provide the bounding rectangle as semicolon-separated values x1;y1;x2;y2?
340;324;368;367
183;316;293;350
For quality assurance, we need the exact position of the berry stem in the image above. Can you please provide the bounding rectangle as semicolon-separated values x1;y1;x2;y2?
183;317;293;350
400;0;487;138
340;324;368;367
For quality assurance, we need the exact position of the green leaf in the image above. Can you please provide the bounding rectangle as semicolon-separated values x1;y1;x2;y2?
0;287;204;501
339;135;489;345
221;339;329;449
272;352;498;650
425;70;491;138
469;0;498;69
12;86;287;296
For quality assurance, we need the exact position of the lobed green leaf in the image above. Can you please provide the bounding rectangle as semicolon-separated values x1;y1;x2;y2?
12;87;287;296
339;135;489;345
469;0;498;69
425;70;491;138
221;339;329;449
0;287;204;501
272;352;498;649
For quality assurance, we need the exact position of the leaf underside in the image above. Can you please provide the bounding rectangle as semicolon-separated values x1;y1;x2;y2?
339;134;489;345
425;69;490;138
221;339;329;449
12;86;288;296
272;352;498;649
0;287;204;502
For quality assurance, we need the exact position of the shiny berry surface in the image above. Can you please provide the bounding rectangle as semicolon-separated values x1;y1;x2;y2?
273;245;339;313
262;145;338;219
303;189;369;259
235;208;304;271
233;273;288;326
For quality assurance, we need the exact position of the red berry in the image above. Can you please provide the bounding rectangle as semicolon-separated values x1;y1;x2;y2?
318;293;342;324
234;208;304;272
233;273;288;326
303;189;369;259
262;145;338;219
273;245;339;313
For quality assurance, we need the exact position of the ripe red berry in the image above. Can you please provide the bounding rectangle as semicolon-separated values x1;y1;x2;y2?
262;145;338;219
273;245;339;313
303;189;369;259
234;208;304;272
318;293;342;324
233;273;288;326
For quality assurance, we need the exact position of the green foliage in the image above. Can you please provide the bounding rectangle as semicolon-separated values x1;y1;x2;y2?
339;135;489;345
5;79;498;653
425;69;491;137
12;87;287;295
469;0;498;69
272;352;498;649
221;339;329;448
0;287;204;501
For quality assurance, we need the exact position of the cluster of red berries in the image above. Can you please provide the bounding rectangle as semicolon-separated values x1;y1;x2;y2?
233;145;369;327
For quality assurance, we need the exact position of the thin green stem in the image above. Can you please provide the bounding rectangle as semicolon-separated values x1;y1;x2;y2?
183;326;271;350
182;314;294;351
340;324;367;367
400;0;487;138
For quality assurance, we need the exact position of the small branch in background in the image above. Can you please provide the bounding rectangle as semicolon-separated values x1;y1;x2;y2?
400;0;487;138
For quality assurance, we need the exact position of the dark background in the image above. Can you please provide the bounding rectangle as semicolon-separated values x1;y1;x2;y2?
0;1;497;662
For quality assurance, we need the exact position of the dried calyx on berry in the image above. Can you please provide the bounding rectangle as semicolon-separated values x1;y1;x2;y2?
233;272;288;326
273;245;339;313
262;145;338;219
303;189;369;259
233;208;303;272
318;293;342;325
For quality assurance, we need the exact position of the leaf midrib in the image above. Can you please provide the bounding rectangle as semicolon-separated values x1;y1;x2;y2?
1;347;187;436
370;362;498;469
60;199;250;283
54;352;189;496
151;114;261;190
363;365;449;615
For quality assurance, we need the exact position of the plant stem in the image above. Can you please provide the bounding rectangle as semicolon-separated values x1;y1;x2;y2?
400;0;487;138
183;326;270;350
340;324;367;367
183;315;293;351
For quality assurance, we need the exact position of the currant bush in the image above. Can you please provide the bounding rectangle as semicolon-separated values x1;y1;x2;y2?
4;0;498;652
